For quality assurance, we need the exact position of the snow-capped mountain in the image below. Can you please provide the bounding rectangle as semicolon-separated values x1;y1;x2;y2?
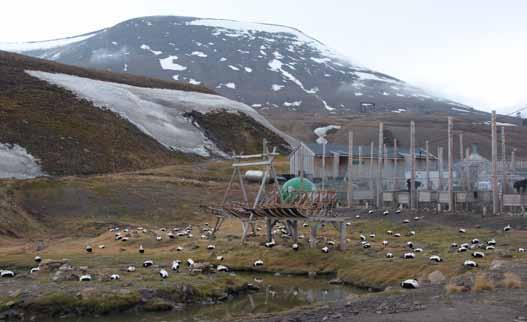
0;16;475;114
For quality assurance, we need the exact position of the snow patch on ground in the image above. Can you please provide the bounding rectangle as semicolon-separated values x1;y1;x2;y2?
228;65;240;71
244;67;253;73
0;31;101;52
190;51;207;57
140;44;163;56
314;125;341;138
26;71;295;157
159;56;187;71
451;107;469;113
272;84;284;91
392;108;407;113
188;79;201;85
355;71;400;84
0;143;44;179
283;101;302;107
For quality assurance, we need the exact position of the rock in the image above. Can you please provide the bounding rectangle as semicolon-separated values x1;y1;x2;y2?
428;270;446;284
40;259;69;272
329;278;343;285
490;259;508;271
79;266;89;272
449;272;475;291
308;272;317;278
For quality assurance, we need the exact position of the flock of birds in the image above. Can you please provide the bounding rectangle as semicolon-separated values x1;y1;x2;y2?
1;210;525;292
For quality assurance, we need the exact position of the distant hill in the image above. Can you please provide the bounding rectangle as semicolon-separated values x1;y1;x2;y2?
0;51;290;177
0;15;480;115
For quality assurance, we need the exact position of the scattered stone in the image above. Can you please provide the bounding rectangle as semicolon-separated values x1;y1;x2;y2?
428;270;446;284
329;278;343;285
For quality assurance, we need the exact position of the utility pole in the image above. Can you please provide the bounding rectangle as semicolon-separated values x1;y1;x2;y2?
410;121;416;209
347;131;353;208
369;141;374;192
448;117;454;212
491;111;498;215
377;122;384;208
459;132;464;191
384;143;389;189
501;126;507;194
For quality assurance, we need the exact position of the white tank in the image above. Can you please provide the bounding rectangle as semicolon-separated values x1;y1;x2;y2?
244;170;265;182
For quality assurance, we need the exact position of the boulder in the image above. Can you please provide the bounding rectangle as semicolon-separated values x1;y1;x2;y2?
428;270;446;284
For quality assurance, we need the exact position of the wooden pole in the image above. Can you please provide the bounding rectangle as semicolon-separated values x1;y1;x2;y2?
410;121;416;209
448;117;454;212
459;133;464;191
394;139;398;190
512;148;517;172
358;146;363;180
377;122;384;208
425;140;430;190
384;143;389;189
369;141;374;192
347;131;354;208
321;141;326;192
501;126;507;194
438;147;444;191
491;111;498;215
299;144;305;192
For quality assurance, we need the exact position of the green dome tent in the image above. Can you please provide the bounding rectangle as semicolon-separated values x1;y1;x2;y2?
280;177;316;203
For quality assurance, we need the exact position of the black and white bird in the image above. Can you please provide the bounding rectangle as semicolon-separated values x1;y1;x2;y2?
98;245;105;249
464;260;478;268
403;252;416;259
156;236;163;241
409;231;416;236
413;216;420;221
171;260;181;271
362;242;371;249
292;243;299;251
79;274;92;282
30;267;40;274
355;215;361;219
457;247;468;253
368;210;374;215
143;260;154;268
0;270;15;278
486;245;496;250
360;234;366;241
265;240;276;248
383;210;389;216
110;274;120;280
459;228;466;234
369;233;376;239
395;209;401;214
186;258;195;267
407;241;414;249
487;239;497;246
217;265;229;272
85;245;93;253
403;219;410;224
34;256;42;264
400;279;419;289
207;245;216;250
504;225;512;232
451;242;458;248
386;252;394;258
382;240;389;247
159;269;169;279
471;239;480;245
322;246;330;253
386;230;393;235
429;255;442;263
216;255;224;261
127;266;136;272
415;248;423;253
394;233;401;238
518;248;525;253
327;240;336;246
176;246;184;251
254;260;264;267
139;245;144;254
472;251;485;258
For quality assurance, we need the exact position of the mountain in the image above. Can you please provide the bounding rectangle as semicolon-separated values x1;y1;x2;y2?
0;15;476;115
0;51;291;177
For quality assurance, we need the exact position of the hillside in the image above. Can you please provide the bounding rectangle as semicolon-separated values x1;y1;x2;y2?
0;15;478;115
0;51;290;177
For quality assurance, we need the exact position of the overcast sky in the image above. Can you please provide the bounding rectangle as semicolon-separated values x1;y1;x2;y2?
1;0;526;114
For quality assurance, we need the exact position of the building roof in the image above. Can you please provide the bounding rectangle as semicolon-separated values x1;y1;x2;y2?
303;143;436;160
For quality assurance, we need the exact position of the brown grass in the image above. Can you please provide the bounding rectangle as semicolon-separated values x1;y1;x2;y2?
473;273;495;292
502;272;523;289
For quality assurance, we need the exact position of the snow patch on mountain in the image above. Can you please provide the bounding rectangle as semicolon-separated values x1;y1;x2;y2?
159;56;187;71
0;143;44;179
140;44;163;55
0;31;101;52
26;70;295;157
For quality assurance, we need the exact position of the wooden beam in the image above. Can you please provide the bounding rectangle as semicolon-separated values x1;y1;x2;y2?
394;139;398;190
377;122;384;208
438;146;444;191
232;160;272;167
425;140;430;190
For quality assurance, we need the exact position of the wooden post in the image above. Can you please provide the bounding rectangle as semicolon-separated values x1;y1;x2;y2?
425;140;431;190
459;133;464;191
332;152;340;178
384;143;389;189
448;117;454;212
377;122;384;208
491;111;498;215
339;222;347;251
394;139;398;190
501;126;507;194
438;147;444;191
321;141;326;192
512;148;517;172
369;141;374;192
309;223;318;248
266;218;273;243
358;146;363;181
347;131;354;208
299;144;305;192
410;121;416;209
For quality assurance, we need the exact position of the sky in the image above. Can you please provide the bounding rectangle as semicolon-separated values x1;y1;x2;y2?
1;0;526;114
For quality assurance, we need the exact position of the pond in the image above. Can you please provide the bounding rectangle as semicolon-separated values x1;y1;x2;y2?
54;273;366;322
